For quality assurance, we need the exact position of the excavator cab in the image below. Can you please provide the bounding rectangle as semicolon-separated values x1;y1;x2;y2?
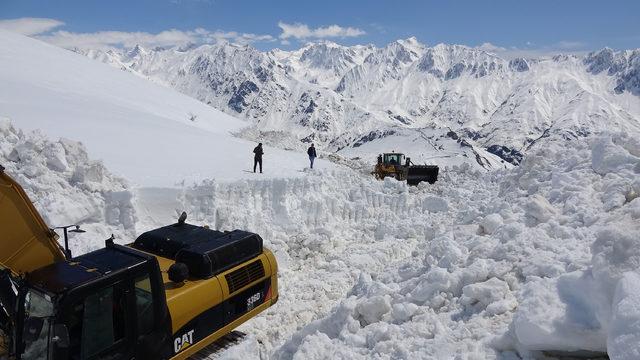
1;166;279;360
3;240;170;360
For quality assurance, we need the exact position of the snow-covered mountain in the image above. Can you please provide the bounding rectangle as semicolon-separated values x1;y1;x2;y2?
76;39;640;169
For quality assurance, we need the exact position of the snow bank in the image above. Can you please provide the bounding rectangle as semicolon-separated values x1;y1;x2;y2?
510;134;640;357
242;133;636;359
0;118;135;255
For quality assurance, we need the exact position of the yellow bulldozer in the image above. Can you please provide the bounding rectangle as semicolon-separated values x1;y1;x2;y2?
0;164;278;360
372;152;439;185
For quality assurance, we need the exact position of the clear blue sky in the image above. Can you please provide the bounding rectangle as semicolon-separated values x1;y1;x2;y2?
1;0;639;52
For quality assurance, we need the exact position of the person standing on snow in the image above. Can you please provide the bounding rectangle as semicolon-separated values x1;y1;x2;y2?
253;143;264;173
307;143;317;169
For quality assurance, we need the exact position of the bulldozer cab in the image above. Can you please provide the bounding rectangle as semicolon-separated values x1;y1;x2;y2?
382;153;404;166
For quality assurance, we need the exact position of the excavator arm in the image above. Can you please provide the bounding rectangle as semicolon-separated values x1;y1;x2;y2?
0;165;65;276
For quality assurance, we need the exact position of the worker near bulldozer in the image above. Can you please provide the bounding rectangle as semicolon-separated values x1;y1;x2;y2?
307;143;317;169
253;143;263;173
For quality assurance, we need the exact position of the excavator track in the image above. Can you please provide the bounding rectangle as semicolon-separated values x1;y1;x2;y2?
188;331;247;359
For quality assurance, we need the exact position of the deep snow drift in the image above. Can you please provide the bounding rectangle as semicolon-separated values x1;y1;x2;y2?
134;132;638;359
0;29;335;187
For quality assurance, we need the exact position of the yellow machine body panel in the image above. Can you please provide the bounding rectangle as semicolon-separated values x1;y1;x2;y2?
156;250;277;333
0;170;65;275
373;163;404;180
149;248;278;359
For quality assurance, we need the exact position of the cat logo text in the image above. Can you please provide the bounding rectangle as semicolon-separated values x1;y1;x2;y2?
174;330;195;353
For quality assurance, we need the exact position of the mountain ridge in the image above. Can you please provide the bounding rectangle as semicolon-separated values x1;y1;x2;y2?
73;38;640;168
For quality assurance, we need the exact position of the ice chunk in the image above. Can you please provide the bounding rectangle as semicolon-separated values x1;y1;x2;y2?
44;142;69;172
461;277;510;307
525;195;557;224
513;273;607;352
591;136;639;175
409;267;453;303
480;213;503;235
390;302;419;322
607;272;640;360
355;295;391;325
591;224;640;295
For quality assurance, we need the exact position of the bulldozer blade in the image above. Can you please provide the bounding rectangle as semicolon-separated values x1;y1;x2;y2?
406;165;439;185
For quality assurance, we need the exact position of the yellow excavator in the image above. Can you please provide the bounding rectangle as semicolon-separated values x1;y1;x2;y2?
0;164;278;360
372;152;439;185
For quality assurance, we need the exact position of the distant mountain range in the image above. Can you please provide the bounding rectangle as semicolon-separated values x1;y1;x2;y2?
74;38;640;169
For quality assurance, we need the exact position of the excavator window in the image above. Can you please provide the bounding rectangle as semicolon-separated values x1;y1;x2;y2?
67;283;128;359
134;275;154;335
21;290;54;360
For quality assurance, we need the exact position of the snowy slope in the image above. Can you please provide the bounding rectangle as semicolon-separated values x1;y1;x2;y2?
0;29;334;187
76;39;640;170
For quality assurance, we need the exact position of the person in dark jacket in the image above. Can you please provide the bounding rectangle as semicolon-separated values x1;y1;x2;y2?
307;143;317;169
253;143;263;173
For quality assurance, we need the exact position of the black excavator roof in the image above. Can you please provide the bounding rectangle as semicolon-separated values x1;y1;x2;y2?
26;244;150;295
133;223;263;279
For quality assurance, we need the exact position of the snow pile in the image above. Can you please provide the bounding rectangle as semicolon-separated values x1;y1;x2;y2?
179;133;637;359
512;134;640;358
0;118;135;255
